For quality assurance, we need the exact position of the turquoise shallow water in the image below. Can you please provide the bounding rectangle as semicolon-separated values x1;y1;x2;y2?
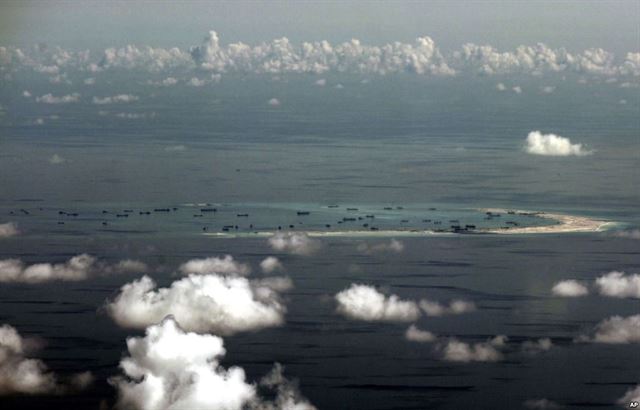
1;202;562;238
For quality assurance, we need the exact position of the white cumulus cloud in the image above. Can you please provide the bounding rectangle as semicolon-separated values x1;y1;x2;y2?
618;385;640;408
579;314;640;344
0;222;19;238
49;154;66;164
335;284;420;322
92;94;139;104
107;273;287;335
0;324;92;395
178;255;251;276
0;254;148;284
551;280;589;297
110;317;314;410
419;299;476;317
439;335;507;362
268;232;321;256
405;325;437;343
595;271;640;298
260;257;283;274
521;338;553;353
525;131;591;156
35;93;80;104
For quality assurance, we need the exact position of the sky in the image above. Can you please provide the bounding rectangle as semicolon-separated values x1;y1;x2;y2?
0;0;638;53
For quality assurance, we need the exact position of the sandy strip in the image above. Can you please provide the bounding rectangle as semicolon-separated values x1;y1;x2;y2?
478;208;614;234
204;230;453;238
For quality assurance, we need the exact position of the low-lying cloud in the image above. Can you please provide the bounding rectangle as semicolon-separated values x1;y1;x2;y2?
110;317;315;410
356;239;404;254
92;94;138;104
595;271;640;298
0;254;148;283
0;222;18;238
107;273;287;335
578;314;640;344
260;257;283;274
178;255;251;276
419;299;476;317
553;271;640;299
438;335;507;362
0;324;92;395
405;325;437;343
523;398;562;409
618;386;640;408
551;280;589;297
35;93;80;104
525;131;591;156
335;284;420;322
268;232;321;256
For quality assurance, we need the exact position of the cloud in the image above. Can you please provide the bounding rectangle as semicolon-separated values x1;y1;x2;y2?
35;93;80;104
256;363;317;410
115;112;156;119
541;86;556;94
595;271;640;298
251;276;293;293
496;82;506;91
438;335;506;362
268;98;280;106
453;43;630;76
525;131;591;156
418;299;476;317
512;85;522;94
159;77;178;86
523;399;562;409
49;154;66;164
187;77;207;87
164;144;187;152
83;77;95;85
551;280;589;297
405;325;437;343
618;386;640;408
521;338;553;353
335;284;420;322
268;232;321;256
92;94;139;104
356;239;404;254
22;90;31;98
0;324;92;395
260;257;283;274
110;317;314;410
178;255;251;276
315;78;326;86
612;229;640;239
107;273;287;335
579;314;640;344
0;222;19;238
2;33;638;80
190;31;454;76
0;254;148;284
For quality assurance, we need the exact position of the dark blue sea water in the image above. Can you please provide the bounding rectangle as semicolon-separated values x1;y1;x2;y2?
0;73;638;409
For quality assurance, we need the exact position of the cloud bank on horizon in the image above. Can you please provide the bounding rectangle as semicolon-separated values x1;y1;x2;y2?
1;31;638;80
